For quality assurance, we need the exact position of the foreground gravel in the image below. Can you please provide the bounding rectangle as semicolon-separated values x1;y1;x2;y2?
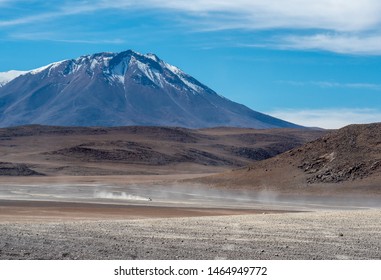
0;209;380;260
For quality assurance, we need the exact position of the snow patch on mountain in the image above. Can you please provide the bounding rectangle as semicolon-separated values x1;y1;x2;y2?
163;62;181;75
30;61;66;75
0;70;28;86
178;76;203;93
135;59;164;88
87;54;113;71
112;74;125;86
159;61;202;93
90;59;98;71
145;53;159;62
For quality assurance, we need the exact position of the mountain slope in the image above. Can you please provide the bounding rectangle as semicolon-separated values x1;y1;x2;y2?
0;50;299;128
197;123;381;196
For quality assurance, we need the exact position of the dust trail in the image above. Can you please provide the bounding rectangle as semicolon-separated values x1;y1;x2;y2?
94;191;150;201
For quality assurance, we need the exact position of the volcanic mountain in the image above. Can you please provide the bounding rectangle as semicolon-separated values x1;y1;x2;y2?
0;50;299;128
199;123;381;196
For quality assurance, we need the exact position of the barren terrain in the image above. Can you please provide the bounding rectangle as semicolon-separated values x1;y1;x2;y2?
0;124;380;260
0;125;324;176
1;209;380;260
0;178;380;260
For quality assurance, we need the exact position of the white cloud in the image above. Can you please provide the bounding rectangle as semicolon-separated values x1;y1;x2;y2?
145;0;381;32
268;108;381;129
311;82;381;90
277;33;381;55
278;80;381;91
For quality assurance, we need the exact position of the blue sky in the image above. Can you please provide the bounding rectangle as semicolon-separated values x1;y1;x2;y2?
1;0;381;128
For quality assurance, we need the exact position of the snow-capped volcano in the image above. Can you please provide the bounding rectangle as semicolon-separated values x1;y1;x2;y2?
0;50;300;128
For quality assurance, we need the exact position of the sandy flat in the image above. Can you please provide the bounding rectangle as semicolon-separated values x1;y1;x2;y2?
0;199;288;222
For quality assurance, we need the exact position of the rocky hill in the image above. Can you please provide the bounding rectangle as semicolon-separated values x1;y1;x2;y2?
199;123;381;196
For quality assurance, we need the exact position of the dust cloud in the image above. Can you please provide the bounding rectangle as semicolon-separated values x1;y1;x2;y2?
94;191;150;201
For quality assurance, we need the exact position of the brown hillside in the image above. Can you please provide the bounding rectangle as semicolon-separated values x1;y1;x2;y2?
0;125;324;176
199;123;381;196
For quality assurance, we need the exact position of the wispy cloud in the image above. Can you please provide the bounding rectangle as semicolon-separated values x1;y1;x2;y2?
2;0;381;55
10;32;125;45
2;0;381;31
268;108;381;129
278;80;381;91
0;1;105;27
6;0;378;32
144;0;381;32
275;33;381;55
55;38;125;45
0;0;16;5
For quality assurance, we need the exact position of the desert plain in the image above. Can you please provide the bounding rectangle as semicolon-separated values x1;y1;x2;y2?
0;124;380;260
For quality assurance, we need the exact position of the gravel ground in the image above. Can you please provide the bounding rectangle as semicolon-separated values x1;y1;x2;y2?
0;209;380;260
